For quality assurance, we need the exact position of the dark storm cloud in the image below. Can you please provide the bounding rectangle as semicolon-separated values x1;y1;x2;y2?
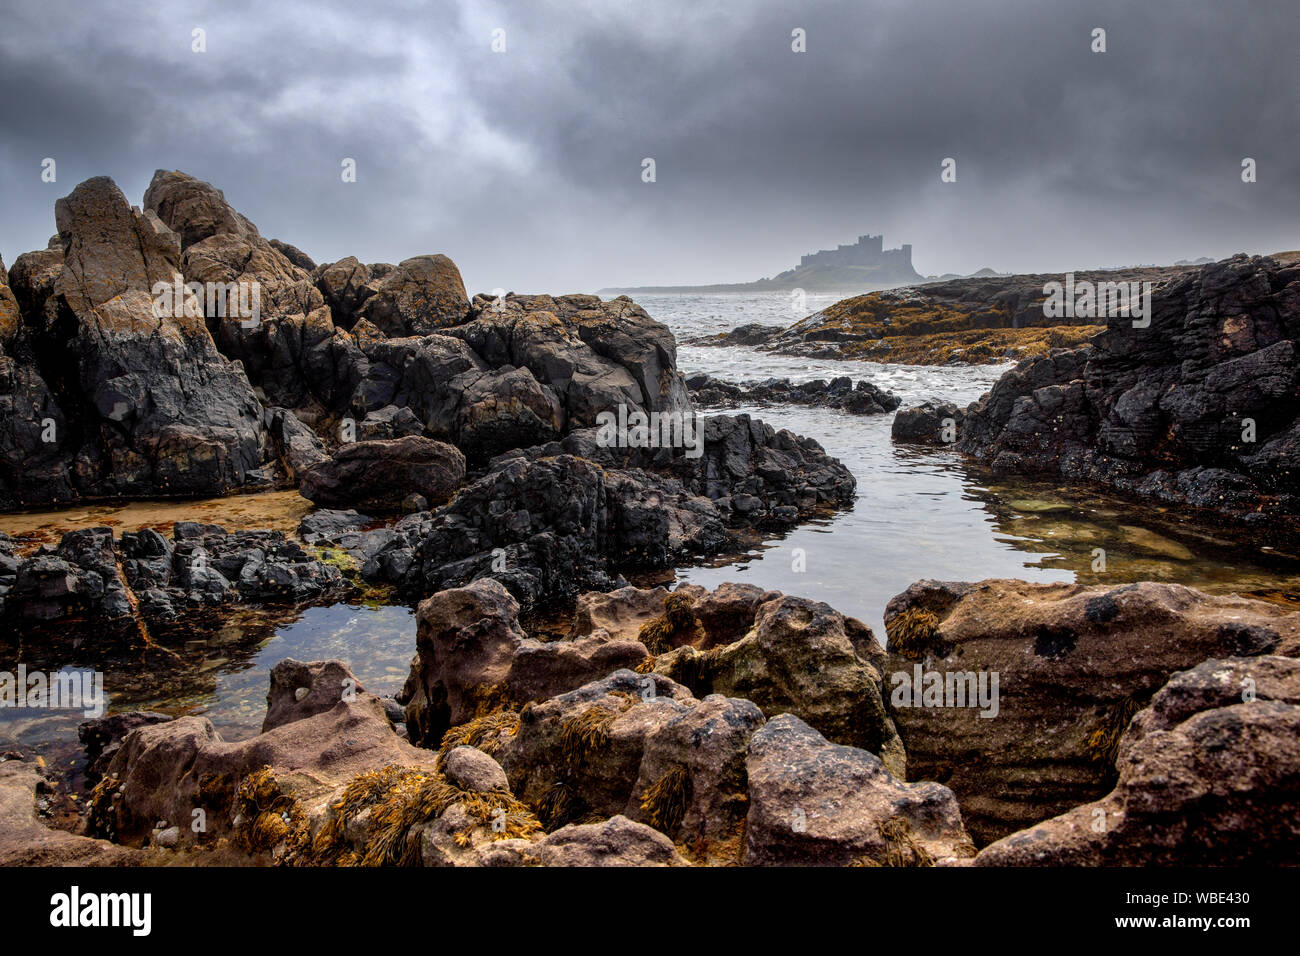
1;0;1296;292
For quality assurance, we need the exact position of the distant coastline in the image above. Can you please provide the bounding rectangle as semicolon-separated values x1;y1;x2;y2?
600;232;922;295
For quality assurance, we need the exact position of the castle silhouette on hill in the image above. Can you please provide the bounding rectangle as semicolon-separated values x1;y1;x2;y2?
798;234;914;272
601;232;921;294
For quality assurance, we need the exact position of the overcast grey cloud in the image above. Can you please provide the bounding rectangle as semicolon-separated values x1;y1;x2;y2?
1;0;1296;293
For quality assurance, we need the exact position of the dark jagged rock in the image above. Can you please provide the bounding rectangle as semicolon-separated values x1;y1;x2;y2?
349;411;855;611
3;171;855;540
298;436;466;512
0;175;274;507
687;373;901;415
297;509;370;543
952;253;1300;522
509;412;857;525
890;401;965;445
1;522;348;628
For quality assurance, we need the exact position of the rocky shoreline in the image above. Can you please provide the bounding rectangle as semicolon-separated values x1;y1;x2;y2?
0;171;855;628
893;252;1300;526
688;265;1196;365
3;171;1299;868
4;576;1298;867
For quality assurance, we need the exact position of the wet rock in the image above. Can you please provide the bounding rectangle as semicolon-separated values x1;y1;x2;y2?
653;593;905;774
78;711;175;784
263;659;365;732
690;581;782;647
87;663;439;850
689;374;901;416
0;759;140;865
496;670;697;825
399;579;650;748
891;401;965;445
882;577;1300;844
567;586;672;643
359;455;617;608
297;509;370;543
976;655;1300;865
956;253;1300;520
743;714;972;866
692;322;779;348
510;815;689;867
357;404;424;441
265;406;328;479
5;527;133;623
3;522;348;627
299;436;466;511
627;693;766;849
441;746;509;793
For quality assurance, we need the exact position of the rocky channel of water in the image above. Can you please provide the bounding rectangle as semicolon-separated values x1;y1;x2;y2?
2;172;1299;867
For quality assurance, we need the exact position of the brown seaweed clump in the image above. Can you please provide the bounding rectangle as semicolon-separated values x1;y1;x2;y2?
884;607;943;661
231;767;311;859
312;765;541;866
639;765;691;836
1086;694;1146;782
436;709;521;767
851;818;935;867
638;593;704;655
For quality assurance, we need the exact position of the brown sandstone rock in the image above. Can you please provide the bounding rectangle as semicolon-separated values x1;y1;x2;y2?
883;577;1300;844
975;655;1300;865
0;759;140;866
743;713;972;866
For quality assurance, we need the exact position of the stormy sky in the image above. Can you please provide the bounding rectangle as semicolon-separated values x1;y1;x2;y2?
1;0;1297;294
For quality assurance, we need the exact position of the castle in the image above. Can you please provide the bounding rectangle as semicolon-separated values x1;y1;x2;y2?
799;234;913;271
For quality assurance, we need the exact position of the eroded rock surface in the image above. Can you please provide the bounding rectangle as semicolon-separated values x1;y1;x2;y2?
882;577;1300;843
946;254;1300;521
976;655;1300;865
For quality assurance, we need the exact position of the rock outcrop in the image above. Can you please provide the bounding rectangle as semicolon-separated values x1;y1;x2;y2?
298;436;466;511
652;593;906;774
1;177;274;507
702;265;1192;365
743;714;972;866
975;655;1300;865
2;172;856;616
687;373;901;415
399;579;651;747
882;577;1300;843
944;253;1300;522
0;522;347;627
